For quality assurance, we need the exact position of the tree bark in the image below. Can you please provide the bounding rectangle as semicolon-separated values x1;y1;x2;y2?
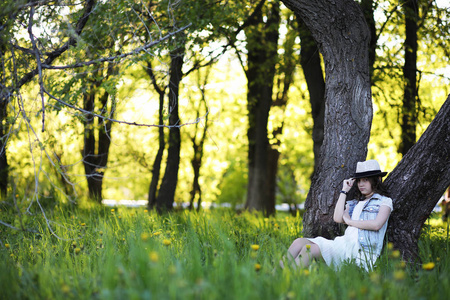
400;0;419;155
146;64;166;210
297;15;325;177
244;0;280;216
189;83;208;212
155;46;184;213
0;98;7;199
82;63;115;203
386;95;450;261
282;0;373;238
282;1;450;261
360;0;377;80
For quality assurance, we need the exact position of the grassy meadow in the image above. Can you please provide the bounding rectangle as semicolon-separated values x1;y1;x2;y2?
1;205;449;300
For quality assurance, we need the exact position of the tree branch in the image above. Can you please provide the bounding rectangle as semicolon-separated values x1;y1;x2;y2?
28;6;46;132
43;87;207;129
42;23;191;70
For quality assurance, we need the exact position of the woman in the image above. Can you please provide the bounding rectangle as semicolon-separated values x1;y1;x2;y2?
281;160;393;271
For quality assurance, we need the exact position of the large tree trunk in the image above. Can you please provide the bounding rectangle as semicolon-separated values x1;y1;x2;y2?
155;47;184;213
386;95;450;261
399;0;419;155
297;16;325;176
282;0;450;261
282;0;373;238
244;0;280;216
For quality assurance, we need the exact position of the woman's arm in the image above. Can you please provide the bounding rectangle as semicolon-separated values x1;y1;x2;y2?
343;205;391;231
333;178;355;223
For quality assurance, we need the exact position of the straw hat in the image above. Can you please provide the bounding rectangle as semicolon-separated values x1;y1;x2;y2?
352;160;387;179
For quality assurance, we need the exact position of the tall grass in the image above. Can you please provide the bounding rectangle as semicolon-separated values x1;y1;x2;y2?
1;205;449;299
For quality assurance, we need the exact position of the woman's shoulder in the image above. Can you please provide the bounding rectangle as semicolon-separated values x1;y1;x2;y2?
374;194;393;210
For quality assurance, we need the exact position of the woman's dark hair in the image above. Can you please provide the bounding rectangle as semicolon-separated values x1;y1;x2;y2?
353;176;390;200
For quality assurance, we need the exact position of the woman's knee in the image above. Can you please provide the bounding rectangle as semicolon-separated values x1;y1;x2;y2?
292;238;308;247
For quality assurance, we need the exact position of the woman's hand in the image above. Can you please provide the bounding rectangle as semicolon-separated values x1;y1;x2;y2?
343;214;352;226
342;178;355;192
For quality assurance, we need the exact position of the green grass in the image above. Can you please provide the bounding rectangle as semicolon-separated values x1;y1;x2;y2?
1;205;449;299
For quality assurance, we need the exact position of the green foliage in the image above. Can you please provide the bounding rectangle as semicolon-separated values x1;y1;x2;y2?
1;207;449;299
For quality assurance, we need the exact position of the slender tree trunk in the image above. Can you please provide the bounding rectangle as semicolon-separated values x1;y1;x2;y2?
385;95;450;261
155;46;184;213
244;0;280;215
82;64;115;203
282;0;373;238
297;16;325;176
82;81;102;202
266;14;297;215
146;63;166;210
0;97;7;199
189;102;208;212
360;0;377;80
400;0;418;156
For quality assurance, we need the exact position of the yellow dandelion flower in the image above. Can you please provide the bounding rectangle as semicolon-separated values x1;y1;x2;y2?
144;209;148;213
387;242;394;250
153;231;161;236
81;223;86;226
118;216;122;219
391;250;401;258
393;270;406;281
5;244;10;249
163;239;171;246
141;233;150;242
305;244;311;251
286;291;296;299
369;272;380;283
254;263;261;271
61;284;70;294
422;262;435;271
111;209;115;213
302;269;310;276
251;244;260;251
74;248;81;254
149;251;159;262
99;231;104;236
398;261;407;269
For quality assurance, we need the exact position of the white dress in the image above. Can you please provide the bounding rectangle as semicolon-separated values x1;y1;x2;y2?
307;198;392;271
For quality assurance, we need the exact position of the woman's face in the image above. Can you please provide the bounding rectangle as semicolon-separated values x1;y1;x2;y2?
357;177;374;197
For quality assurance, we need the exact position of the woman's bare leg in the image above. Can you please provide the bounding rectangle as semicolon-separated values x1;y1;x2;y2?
295;243;322;268
280;238;323;269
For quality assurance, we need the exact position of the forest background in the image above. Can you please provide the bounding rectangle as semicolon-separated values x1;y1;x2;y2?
0;0;449;231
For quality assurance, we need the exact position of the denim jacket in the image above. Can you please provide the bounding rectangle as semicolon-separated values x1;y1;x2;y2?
347;193;392;259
